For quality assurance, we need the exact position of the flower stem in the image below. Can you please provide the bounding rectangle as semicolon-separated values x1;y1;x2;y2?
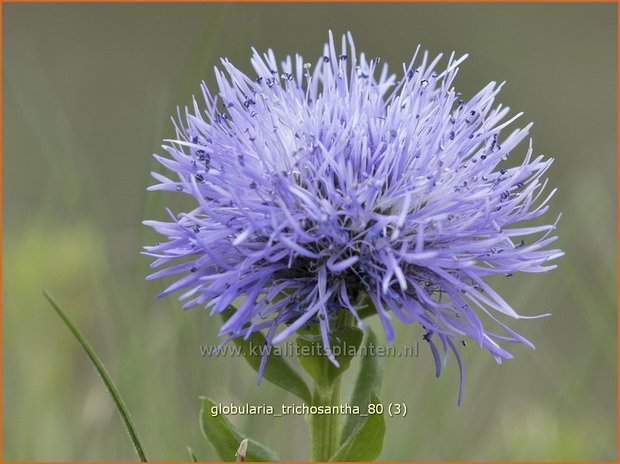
309;309;355;461
309;368;341;461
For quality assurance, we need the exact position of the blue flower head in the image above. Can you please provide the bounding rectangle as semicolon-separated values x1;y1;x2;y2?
144;32;562;404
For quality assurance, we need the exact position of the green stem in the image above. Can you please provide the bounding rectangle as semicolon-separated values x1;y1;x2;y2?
309;309;354;461
310;369;341;461
43;291;149;462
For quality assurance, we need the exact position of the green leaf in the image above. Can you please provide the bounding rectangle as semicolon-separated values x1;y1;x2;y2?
187;446;198;462
296;326;364;388
329;393;386;462
341;328;383;444
221;307;312;404
200;396;281;462
355;294;377;320
43;291;148;462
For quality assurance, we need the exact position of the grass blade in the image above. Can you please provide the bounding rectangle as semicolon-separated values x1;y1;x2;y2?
43;291;148;461
187;446;198;462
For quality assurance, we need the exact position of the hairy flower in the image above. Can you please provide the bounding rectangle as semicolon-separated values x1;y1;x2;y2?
144;32;562;403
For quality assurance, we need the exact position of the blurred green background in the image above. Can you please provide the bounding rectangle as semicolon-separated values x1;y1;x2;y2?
3;2;617;461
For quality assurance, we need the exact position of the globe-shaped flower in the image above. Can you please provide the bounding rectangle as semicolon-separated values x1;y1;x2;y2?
144;32;562;403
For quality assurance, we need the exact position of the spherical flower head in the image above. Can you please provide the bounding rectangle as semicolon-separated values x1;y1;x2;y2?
144;32;562;403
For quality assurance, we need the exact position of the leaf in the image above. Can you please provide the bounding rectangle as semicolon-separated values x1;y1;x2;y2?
187;446;198;462
341;328;383;444
296;326;364;388
329;393;386;462
221;307;312;404
356;306;376;320
200;396;281;462
43;291;148;462
355;294;377;320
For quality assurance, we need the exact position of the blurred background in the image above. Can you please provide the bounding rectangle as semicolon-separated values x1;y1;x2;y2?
3;2;617;461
